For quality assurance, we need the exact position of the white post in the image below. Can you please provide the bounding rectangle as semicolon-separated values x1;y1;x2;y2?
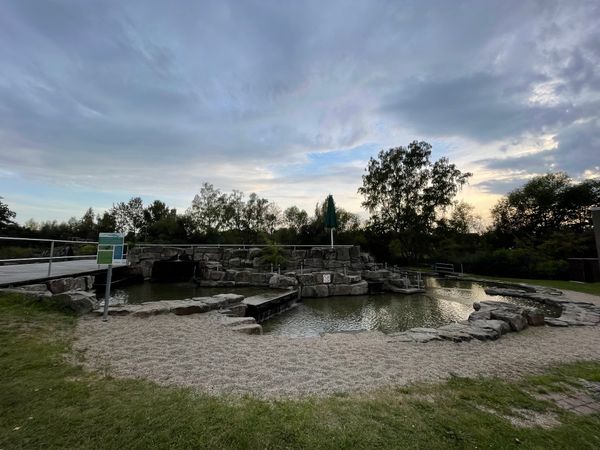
47;241;55;277
330;228;334;248
102;264;113;322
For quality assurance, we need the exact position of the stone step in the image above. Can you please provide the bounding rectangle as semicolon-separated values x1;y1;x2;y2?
230;324;263;335
220;316;257;327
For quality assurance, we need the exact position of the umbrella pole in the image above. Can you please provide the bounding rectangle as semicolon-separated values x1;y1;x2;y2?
330;228;334;248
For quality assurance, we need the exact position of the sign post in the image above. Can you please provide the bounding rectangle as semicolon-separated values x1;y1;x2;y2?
97;232;125;322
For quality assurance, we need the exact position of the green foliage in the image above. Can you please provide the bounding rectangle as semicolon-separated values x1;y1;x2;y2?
358;141;471;261
262;241;287;267
0;196;16;228
491;173;600;239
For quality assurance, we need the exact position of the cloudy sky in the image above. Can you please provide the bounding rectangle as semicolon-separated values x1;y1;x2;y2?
1;0;599;224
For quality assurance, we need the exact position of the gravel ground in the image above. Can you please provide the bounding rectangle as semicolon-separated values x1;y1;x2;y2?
74;304;600;398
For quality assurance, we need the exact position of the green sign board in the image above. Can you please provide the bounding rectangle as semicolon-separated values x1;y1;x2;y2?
96;233;125;265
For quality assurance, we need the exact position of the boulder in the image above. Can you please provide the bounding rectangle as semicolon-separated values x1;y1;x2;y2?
468;310;491;321
228;258;242;268
350;280;368;295
234;271;252;284
171;302;211;315
269;274;298;289
301;285;329;298
469;319;510;335
297;273;317;286
50;291;98;315
230;324;263;335
213;293;246;304
17;283;49;293
329;284;353;296
523;307;546;326
249;272;270;286
362;270;390;281
490;310;528;332
208;270;226;281
336;247;350;261
248;248;263;259
132;304;171;318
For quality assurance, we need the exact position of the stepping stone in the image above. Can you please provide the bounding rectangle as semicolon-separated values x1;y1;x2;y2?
220;316;257;327
230;324;263;335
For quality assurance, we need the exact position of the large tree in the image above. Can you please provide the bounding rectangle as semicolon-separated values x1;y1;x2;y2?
358;141;471;260
110;197;145;238
491;173;600;238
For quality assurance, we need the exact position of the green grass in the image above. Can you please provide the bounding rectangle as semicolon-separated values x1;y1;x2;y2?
1;292;600;449
464;274;600;296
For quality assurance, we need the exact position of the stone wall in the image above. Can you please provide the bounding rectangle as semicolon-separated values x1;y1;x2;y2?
127;245;373;279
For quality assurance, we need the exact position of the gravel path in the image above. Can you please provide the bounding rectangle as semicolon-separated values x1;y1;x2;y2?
74;308;600;398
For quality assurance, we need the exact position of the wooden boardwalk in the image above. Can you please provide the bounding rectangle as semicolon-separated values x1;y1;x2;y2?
0;259;126;287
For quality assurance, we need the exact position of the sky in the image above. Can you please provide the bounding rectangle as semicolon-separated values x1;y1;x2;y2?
1;0;599;224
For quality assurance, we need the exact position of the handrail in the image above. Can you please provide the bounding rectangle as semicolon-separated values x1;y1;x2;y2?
0;236;355;248
0;255;95;263
131;243;355;248
0;236;98;245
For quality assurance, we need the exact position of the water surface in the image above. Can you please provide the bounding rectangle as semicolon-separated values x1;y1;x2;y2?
261;278;561;336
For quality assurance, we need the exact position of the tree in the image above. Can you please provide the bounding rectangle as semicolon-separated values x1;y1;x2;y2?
490;173;600;238
447;201;483;235
110;197;145;238
283;206;309;232
187;183;227;234
78;207;98;239
0;197;16;229
358;141;471;260
97;211;117;233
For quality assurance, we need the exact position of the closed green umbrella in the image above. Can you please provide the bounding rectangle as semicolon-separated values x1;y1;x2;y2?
325;195;338;248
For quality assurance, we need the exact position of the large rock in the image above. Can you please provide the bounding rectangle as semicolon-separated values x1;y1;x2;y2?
469;319;510;336
336;247;350;261
350;280;368;295
208;270;226;281
523;307;546;326
297;273;317;286
490;310;528;332
362;270;390;281
269;274;298;289
50;291;98;315
234;270;253;284
213;293;245;304
249;272;270;286
171;302;211;315
329;284;353;296
301;285;329;297
46;277;86;294
17;283;49;293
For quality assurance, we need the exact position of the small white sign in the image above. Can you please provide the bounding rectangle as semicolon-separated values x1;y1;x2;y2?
322;273;331;284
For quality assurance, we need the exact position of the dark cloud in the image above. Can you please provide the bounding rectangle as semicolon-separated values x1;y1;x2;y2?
0;0;599;219
476;118;600;191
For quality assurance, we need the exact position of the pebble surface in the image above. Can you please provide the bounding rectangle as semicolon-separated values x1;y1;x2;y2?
74;288;600;398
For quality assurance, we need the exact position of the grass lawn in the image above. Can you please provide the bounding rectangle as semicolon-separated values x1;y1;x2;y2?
463;274;600;297
2;292;600;449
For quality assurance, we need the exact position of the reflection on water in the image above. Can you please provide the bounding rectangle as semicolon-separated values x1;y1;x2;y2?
110;282;269;305
262;278;561;337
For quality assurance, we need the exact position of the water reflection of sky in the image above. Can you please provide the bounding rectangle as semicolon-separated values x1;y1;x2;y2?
262;279;560;337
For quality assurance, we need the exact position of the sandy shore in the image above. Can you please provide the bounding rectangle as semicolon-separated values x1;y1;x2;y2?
74;308;600;398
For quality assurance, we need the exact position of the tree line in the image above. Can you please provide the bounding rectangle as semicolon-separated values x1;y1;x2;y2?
2;141;599;279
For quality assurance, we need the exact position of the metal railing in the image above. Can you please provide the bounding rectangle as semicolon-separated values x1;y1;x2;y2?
1;235;353;278
0;236;98;277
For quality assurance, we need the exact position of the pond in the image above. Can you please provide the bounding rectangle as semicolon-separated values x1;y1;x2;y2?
110;278;561;336
261;278;561;337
